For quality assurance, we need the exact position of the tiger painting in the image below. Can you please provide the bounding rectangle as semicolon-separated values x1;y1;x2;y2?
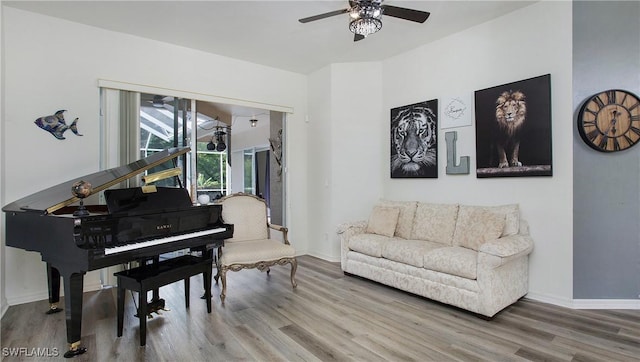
390;101;438;178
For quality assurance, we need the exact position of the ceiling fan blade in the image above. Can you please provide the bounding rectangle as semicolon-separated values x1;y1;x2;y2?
382;5;430;23
354;33;365;42
299;8;349;23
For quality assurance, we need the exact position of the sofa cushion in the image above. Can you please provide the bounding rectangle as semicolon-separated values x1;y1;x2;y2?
492;204;520;236
219;239;295;265
348;233;391;257
459;204;520;237
378;200;417;239
410;203;459;245
423;246;478;280
453;207;506;251
366;206;401;237
381;239;445;268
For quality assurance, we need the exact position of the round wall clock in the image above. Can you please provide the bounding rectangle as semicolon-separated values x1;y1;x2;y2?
577;89;640;152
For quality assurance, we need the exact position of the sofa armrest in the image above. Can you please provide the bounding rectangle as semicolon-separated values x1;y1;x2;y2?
479;234;534;266
337;220;367;270
337;220;367;235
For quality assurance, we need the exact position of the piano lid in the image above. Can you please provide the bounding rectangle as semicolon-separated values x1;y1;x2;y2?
2;147;190;215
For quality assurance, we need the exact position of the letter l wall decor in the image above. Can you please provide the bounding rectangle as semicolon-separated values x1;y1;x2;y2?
445;131;470;174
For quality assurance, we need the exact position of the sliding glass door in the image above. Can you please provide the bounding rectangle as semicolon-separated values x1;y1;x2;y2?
139;93;229;198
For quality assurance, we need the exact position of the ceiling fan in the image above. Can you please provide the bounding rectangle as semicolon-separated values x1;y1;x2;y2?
299;0;430;41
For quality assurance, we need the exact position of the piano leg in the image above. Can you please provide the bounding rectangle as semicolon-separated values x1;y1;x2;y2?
62;272;87;358
45;263;63;314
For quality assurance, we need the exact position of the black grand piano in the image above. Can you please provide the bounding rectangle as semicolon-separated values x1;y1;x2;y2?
2;147;233;357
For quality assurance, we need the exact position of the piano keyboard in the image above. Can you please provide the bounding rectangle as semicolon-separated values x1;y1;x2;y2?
104;227;227;255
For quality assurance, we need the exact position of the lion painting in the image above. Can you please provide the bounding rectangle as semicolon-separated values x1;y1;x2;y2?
391;104;437;178
495;90;526;168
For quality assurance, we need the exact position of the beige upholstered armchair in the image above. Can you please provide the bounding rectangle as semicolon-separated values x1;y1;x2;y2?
214;193;297;302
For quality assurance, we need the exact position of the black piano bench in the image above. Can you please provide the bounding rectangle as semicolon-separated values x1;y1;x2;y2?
114;255;213;346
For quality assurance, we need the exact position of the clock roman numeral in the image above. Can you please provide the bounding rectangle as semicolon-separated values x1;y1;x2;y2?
631;114;640;122
613;137;621;151
628;101;640;112
607;90;617;104
630;126;640;136
593;95;605;109
599;135;609;149
620;92;628;105
586;129;600;141
624;134;635;145
585;108;598;117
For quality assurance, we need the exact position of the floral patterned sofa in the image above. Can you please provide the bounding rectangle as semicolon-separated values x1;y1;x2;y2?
337;200;534;317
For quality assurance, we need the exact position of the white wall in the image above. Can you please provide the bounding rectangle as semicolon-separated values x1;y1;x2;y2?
307;63;384;260
1;7;308;305
230;122;270;151
382;1;574;305
307;66;333;259
0;1;595;310
310;2;574;304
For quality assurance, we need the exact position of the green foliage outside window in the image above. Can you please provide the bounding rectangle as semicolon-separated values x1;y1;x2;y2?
196;142;226;191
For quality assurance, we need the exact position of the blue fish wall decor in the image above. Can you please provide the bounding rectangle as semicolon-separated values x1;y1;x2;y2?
34;110;82;140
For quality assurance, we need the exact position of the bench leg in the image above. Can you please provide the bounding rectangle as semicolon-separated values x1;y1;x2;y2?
117;285;124;337
184;278;190;309
203;269;212;313
138;292;148;347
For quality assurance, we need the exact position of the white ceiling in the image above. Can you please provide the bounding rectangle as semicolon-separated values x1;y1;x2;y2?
4;1;535;129
4;0;536;75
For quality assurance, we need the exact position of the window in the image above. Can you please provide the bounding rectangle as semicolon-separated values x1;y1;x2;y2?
243;149;254;194
139;93;229;197
197;142;227;201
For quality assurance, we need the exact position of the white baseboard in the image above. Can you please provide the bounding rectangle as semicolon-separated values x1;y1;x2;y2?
1;297;9;318
526;291;573;308
6;282;104;307
306;251;340;263
6;291;49;306
572;299;640;309
526;292;639;309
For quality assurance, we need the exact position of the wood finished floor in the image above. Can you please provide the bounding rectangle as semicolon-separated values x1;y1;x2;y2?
1;255;639;361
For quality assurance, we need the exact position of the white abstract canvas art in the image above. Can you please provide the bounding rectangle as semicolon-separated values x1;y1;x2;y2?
440;94;472;129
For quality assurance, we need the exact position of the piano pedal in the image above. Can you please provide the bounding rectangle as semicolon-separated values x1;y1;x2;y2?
134;298;169;318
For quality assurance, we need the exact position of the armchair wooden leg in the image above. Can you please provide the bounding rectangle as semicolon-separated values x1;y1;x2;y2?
290;258;298;289
220;268;227;304
214;248;222;285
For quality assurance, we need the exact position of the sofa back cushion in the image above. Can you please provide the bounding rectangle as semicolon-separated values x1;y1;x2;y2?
410;202;459;245
452;206;506;251
490;204;520;236
456;204;520;237
366;206;400;237
377;200;417;239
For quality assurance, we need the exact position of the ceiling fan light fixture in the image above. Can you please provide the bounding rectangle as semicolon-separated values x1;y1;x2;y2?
299;0;429;41
349;3;382;37
250;119;258;127
349;16;382;37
